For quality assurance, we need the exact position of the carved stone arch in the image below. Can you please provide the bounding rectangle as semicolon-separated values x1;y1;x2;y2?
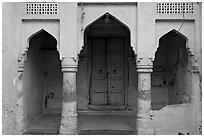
19;29;60;66
84;12;131;33
77;11;138;110
155;26;195;57
154;29;192;64
27;28;59;43
27;29;59;52
20;25;60;62
79;12;133;63
154;29;194;61
78;12;134;55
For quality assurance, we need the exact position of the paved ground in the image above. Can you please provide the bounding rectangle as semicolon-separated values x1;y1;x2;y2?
23;112;136;135
23;114;61;135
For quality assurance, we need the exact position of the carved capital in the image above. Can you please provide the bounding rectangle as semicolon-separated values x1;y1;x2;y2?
137;58;153;73
61;65;77;73
61;57;78;73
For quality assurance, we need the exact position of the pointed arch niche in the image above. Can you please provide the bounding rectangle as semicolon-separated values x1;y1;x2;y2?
151;29;192;110
21;20;60;57
77;13;137;111
22;29;63;130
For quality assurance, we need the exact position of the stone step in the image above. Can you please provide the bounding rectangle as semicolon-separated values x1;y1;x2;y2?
78;110;136;116
78;114;136;135
79;130;135;135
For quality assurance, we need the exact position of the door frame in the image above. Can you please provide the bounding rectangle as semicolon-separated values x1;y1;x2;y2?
87;36;129;110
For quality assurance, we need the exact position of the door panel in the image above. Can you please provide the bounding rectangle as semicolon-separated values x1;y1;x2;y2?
109;38;124;105
91;39;107;105
91;38;124;106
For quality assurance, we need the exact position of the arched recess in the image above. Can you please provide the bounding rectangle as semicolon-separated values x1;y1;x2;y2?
77;12;137;111
151;29;192;110
22;29;63;130
155;21;195;59
21;20;60;58
26;29;60;53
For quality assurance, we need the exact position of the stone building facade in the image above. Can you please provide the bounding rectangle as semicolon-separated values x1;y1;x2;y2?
2;2;202;135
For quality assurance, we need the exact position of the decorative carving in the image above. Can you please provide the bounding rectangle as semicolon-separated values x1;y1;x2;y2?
17;49;28;72
156;2;194;14
25;2;58;15
61;57;78;73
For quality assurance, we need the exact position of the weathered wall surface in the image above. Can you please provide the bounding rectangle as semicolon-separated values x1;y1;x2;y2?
138;2;202;135
152;31;192;109
152;104;194;135
2;2;21;134
43;51;63;113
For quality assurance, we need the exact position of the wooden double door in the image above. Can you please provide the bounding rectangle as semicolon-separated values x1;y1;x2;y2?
90;37;125;106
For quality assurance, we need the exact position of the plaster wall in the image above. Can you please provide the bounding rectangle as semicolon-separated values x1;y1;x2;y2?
77;3;137;53
2;2;21;134
60;3;78;60
137;2;156;58
152;104;194;135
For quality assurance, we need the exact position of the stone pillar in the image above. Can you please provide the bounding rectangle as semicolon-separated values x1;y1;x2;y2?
16;56;26;134
59;57;78;135
136;58;154;135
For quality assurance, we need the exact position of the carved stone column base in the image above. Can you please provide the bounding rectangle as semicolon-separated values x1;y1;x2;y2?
136;117;154;135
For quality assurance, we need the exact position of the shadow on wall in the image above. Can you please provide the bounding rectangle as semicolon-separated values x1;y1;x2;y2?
23;29;62;128
151;30;191;110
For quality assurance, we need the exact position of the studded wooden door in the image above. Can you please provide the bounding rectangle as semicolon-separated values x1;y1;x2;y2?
91;38;124;105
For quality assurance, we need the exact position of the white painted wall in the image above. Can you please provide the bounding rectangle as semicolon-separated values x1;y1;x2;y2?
77;3;137;53
2;2;21;134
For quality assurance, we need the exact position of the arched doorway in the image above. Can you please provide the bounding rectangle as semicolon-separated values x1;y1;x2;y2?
77;13;136;135
77;13;137;111
151;30;191;110
23;29;62;134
